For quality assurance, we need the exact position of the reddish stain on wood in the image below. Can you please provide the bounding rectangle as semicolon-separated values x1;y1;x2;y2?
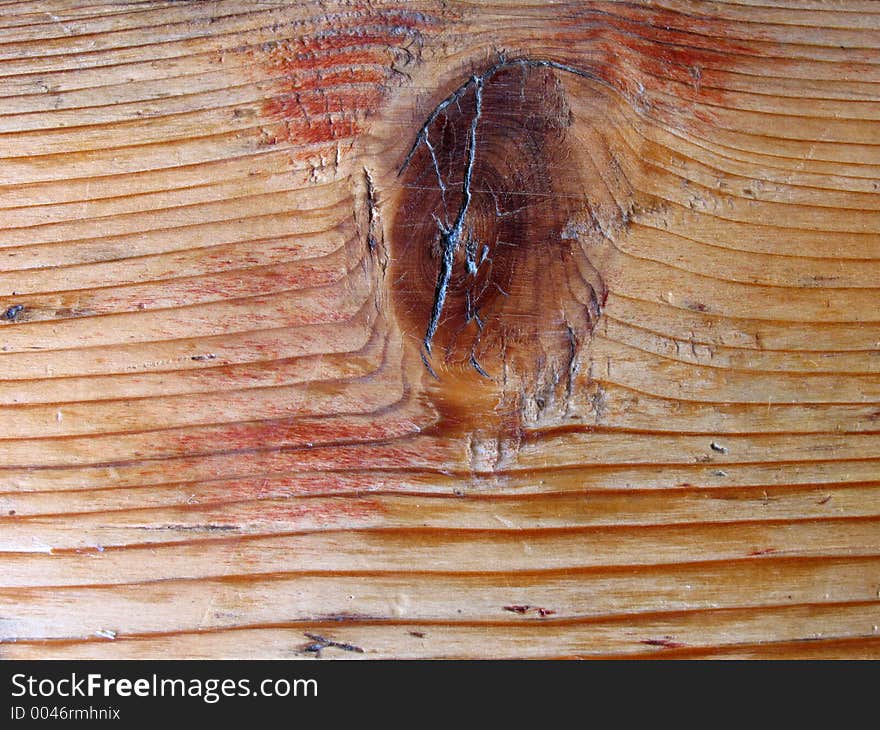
507;3;750;128
246;8;437;149
174;415;424;458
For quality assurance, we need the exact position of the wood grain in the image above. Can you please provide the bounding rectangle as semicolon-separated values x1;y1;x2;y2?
1;0;879;659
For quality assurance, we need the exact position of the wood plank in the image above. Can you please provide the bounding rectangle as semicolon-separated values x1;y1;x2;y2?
1;0;878;658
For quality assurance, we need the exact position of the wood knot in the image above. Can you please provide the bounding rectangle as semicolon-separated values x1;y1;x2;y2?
390;58;628;430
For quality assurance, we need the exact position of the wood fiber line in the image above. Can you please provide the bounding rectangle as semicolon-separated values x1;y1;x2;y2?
1;0;878;658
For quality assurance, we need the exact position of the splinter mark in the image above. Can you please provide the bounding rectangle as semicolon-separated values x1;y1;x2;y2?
364;167;378;252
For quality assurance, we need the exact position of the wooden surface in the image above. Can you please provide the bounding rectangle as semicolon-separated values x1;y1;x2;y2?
1;0;879;659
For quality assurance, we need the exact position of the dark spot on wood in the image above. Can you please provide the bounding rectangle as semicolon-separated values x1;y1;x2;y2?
301;633;365;656
3;304;24;322
748;548;777;557
640;637;685;649
503;604;556;617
